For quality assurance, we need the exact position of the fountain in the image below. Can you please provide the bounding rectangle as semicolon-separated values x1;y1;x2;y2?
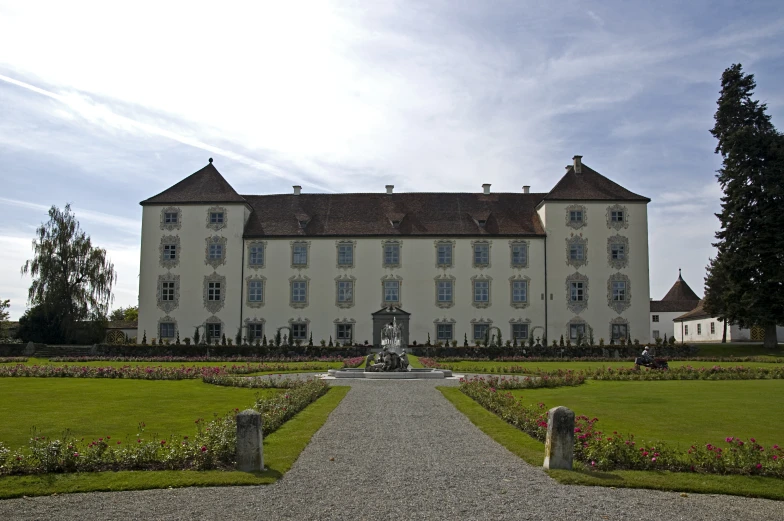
326;318;453;379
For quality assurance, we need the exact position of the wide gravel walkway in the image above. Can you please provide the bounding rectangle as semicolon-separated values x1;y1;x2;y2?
1;378;782;520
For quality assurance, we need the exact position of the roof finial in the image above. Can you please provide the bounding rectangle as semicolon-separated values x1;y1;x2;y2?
208;157;213;164
678;268;682;280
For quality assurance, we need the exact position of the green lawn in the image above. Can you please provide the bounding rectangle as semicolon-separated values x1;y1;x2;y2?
440;360;780;373
0;379;280;448
509;380;784;447
690;343;782;358
2;358;343;370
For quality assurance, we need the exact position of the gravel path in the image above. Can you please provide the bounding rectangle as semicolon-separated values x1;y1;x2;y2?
1;378;782;520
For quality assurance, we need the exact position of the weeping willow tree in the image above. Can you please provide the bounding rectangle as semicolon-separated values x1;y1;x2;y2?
21;204;117;343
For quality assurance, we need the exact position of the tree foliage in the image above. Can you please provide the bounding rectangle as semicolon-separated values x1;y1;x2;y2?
20;204;117;343
0;299;9;323
109;305;138;322
704;64;784;348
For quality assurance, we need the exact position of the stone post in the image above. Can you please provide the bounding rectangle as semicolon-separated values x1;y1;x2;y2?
543;406;574;470
236;409;263;471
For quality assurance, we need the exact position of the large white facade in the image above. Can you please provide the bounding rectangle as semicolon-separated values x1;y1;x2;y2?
137;156;652;347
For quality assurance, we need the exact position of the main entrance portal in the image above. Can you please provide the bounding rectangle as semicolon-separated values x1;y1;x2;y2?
371;307;410;348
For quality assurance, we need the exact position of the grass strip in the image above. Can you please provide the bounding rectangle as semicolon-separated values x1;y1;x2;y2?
0;386;350;499
438;386;784;501
407;355;425;369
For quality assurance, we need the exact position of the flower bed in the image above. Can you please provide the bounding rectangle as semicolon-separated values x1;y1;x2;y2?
0;378;329;475
0;358;28;364
459;378;784;477
575;365;784;381
342;356;365;368
47;356;350;363
427;356;784;364
0;363;332;379
412;344;699;359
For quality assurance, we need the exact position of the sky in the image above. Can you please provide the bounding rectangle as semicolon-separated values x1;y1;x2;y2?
1;0;783;320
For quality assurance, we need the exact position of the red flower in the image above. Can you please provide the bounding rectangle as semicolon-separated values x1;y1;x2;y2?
160;440;166;446
201;445;208;452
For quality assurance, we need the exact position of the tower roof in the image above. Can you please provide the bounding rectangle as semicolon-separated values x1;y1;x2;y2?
140;160;247;206
661;270;701;302
543;163;650;202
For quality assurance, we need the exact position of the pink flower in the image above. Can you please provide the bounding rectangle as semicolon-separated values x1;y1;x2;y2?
73;452;79;457
773;455;778;461
643;451;649;457
750;438;756;443
201;445;207;452
756;463;762;469
651;457;657;462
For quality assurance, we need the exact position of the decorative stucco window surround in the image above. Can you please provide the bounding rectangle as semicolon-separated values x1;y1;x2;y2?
289;274;310;309
509;274;531;309
509;317;532;340
247;241;266;269
160;207;182;231
334;317;357;343
158;316;177;340
471;274;492;309
244;317;266;342
567;317;590;341
471;240;492;269
434;317;457;342
607;234;629;269
607;272;632;314
290;241;311;269
204;315;223;344
159;235;180;269
609;316;629;343
566;204;587;230
157;273;180;313
288;316;311;341
434;240;455;268
470;317;493;341
206;206;227;231
203;272;227;314
335;275;356;309
509;240;529;268
565;272;589;314
381;240;402;269
381;274;402;308
565;234;588;268
336;240;356;269
205;236;228;268
245;275;266;308
606;204;629;230
434;274;456;309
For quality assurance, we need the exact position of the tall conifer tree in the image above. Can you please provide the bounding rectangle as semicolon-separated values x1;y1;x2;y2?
704;64;784;348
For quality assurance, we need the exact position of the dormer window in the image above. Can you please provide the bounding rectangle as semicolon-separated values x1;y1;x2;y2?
391;220;401;228
477;219;487;228
299;220;309;229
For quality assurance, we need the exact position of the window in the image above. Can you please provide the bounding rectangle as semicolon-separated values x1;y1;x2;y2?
473;280;489;303
159;322;175;339
611;324;627;343
337;280;354;304
436;242;453;267
383;242;400;267
569;210;584;225
291;323;308;341
710;322;716;334
473;243;489;266
164;212;178;224
207;282;222;301
384;280;400;303
292;243;308;266
685;325;689;335
612;281;627;301
437;280;453;304
652;315;659;323
249;245;264;267
291;280;307;303
162;281;175;301
436;323;453;341
206;323;222;343
336;324;353;342
570;282;584;302
208;242;223;260
248;280;263;303
511;280;528;303
163;243;177;261
611;210;624;222
511;243;527;267
337;243;353;267
697;323;702;335
610;242;626;261
652;330;660;340
473;323;489;341
209;211;224;225
570;323;586;340
569;242;584;261
512;323;529;340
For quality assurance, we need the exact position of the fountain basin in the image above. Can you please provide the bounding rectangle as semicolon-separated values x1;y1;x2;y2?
326;368;453;379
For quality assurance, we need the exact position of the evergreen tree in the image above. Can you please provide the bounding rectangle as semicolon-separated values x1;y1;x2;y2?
704;64;784;348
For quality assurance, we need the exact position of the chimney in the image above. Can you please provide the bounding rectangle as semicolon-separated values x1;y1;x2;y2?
523;185;530;194
573;155;583;174
385;185;394;194
293;185;302;195
482;183;491;195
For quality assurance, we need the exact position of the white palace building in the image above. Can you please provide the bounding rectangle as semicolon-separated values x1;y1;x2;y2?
137;155;651;347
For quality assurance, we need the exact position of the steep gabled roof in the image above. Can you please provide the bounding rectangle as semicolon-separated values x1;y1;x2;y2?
140;160;247;206
241;192;547;238
662;271;701;302
674;299;711;322
543;163;650;202
650;300;701;313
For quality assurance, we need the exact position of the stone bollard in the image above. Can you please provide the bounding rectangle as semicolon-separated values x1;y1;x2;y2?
236;409;264;472
543;406;575;470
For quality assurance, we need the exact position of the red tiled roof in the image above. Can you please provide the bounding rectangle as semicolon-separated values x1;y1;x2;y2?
661;273;701;302
543;164;650;202
140;162;247;206
674;300;711;322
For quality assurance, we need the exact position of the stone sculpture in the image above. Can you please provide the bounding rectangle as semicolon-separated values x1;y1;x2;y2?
365;318;409;372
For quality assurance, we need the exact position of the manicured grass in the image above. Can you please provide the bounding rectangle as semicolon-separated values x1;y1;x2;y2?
407;355;425;369
691;343;782;358
0;379;280;448
0;386;350;499
509;380;784;447
439;386;784;501
2;358;343;371
440;360;779;373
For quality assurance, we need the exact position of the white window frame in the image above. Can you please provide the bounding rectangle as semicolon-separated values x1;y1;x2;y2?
612;281;627;301
437;280;453;304
208;242;223;260
337;242;354;267
473;323;489;341
336;323;353;342
247;323;263;342
209;211;225;225
511;280;528;304
710;322;716;334
473;243;490;267
473;280;489;304
569;210;584;225
652;315;659;323
511;242;527;267
611;210;625;222
292;243;308;266
383;242;400;267
159;322;175;339
436;323;454;342
337;280;354;304
249;245;264;267
248;280;263;303
163;212;179;224
207;282;222;301
512;323;529;340
437;243;453;267
291;280;307;303
206;323;222;342
384;280;400;303
570;281;584;302
291;322;308;341
570;323;586;340
161;281;175;301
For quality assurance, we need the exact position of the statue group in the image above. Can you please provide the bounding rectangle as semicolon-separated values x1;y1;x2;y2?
365;318;410;372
